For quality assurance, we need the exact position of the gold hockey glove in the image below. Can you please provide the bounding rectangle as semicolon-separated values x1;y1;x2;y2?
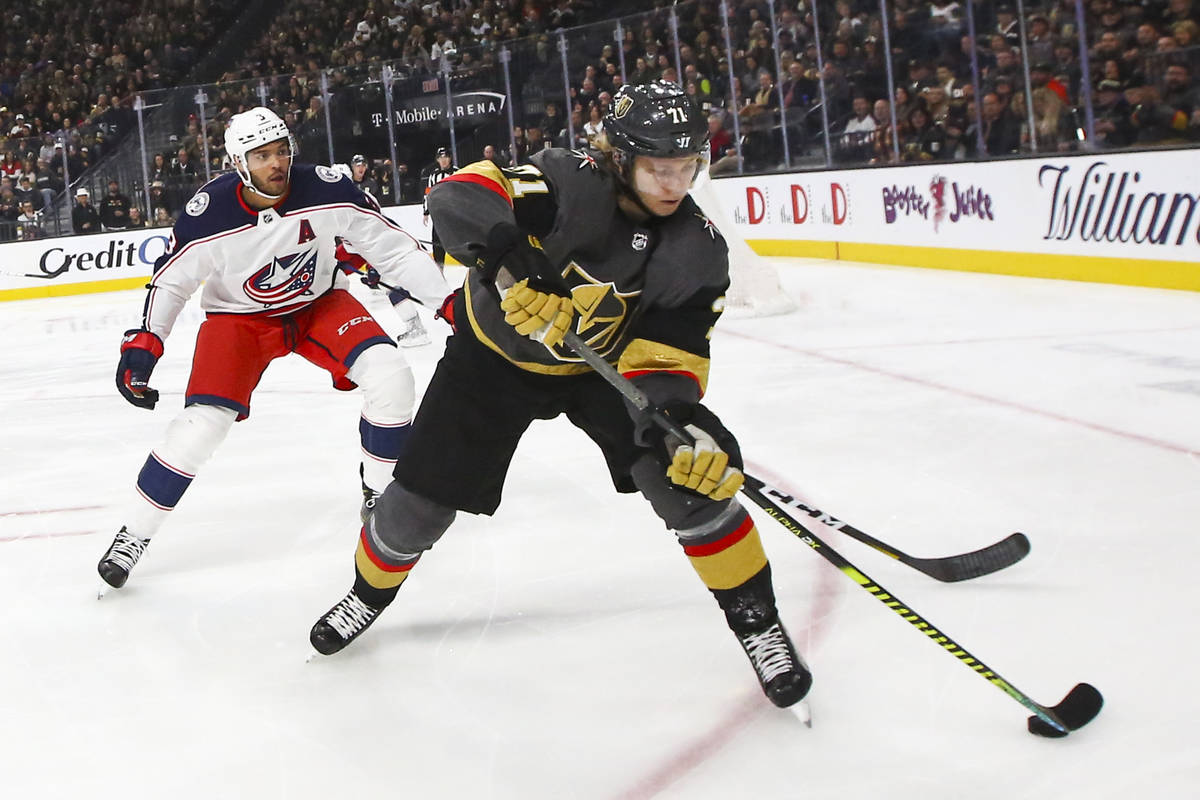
666;424;745;501
499;279;574;348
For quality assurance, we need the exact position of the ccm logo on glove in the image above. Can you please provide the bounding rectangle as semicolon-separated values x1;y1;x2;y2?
116;329;164;410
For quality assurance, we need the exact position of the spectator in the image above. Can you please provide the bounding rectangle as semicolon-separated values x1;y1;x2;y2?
0;185;17;240
1125;22;1163;72
1029;86;1077;151
99;180;133;231
14;175;40;211
539;101;565;140
1094;79;1137;148
153;206;173;227
583;106;604;145
482;144;505;167
994;5;1021;48
921;83;952;126
511;126;528;165
32;160;61;209
893;84;918;123
395;163;420;204
982;91;1022;155
898;105;945;160
127;206;148;229
707;112;733;164
1162;61;1200;133
1026;14;1056;67
843;95;877;134
576;77;598;110
373;164;395;208
740;70;780;168
780;60;815;110
148;181;172;216
941;107;972;159
149;152;172;184
350;154;380;201
173;147;198;178
72;187;101;235
16;200;43;239
38;135;58;165
1052;39;1084;101
526;126;548;157
556;110;589;150
0;152;22;181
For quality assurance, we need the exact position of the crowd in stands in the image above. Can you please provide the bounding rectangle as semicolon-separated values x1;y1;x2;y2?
1;0;1198;241
0;0;243;239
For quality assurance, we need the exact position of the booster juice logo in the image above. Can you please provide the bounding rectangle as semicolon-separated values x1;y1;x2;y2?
883;177;995;230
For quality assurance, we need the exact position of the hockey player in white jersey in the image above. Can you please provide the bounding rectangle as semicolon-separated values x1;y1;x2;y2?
98;107;452;589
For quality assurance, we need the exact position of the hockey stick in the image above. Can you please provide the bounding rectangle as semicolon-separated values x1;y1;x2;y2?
775;500;1030;582
560;329;1103;736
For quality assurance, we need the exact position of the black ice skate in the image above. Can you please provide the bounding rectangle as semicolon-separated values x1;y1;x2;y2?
737;619;813;708
97;527;150;588
310;589;385;655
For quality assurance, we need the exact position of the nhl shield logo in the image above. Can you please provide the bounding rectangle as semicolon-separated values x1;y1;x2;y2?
631;232;648;251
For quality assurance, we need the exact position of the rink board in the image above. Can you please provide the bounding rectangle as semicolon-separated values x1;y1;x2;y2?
3;148;1198;301
723;148;1200;291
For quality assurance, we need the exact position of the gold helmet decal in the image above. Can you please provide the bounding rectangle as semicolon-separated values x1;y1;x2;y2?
613;95;634;119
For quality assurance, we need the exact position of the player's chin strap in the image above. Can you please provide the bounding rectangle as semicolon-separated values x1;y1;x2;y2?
235;158;290;203
239;176;286;202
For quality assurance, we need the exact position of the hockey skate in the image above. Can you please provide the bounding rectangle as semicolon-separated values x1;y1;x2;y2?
395;313;431;347
97;526;150;588
310;589;385;655
361;485;382;524
358;464;381;523
736;618;812;708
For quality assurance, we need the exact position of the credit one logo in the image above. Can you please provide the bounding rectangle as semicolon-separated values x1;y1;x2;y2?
29;234;170;280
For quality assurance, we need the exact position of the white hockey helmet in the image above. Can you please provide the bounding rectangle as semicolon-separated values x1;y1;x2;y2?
224;106;297;198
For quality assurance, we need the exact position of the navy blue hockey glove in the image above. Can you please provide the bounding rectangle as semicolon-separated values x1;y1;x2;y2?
483;222;574;348
335;239;381;287
116;329;164;410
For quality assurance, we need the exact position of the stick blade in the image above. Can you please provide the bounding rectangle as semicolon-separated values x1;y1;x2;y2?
923;532;1031;582
1027;683;1104;738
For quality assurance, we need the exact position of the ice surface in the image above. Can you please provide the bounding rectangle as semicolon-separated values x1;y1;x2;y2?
2;258;1198;798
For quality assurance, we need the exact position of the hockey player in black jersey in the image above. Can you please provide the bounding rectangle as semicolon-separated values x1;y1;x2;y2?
310;82;811;708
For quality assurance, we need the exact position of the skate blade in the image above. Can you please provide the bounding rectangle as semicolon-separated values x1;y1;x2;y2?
789;701;812;728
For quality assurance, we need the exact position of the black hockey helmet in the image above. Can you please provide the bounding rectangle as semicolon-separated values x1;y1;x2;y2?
603;81;709;180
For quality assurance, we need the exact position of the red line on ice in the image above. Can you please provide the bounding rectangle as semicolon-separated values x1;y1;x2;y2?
1;505;105;517
723;329;1200;458
0;530;98;543
612;465;842;800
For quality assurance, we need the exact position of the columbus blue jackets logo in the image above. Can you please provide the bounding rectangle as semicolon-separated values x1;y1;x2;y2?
185;192;210;216
242;248;319;305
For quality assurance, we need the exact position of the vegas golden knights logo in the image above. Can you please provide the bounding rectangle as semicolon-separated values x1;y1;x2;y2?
554;262;640;357
613;95;634;119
